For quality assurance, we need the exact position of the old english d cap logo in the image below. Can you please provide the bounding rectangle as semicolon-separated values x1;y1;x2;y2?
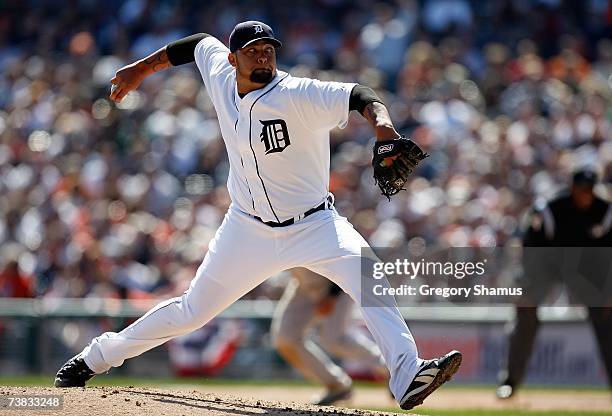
229;20;282;52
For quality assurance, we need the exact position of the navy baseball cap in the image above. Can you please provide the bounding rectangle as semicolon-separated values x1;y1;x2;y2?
229;21;282;53
572;168;598;187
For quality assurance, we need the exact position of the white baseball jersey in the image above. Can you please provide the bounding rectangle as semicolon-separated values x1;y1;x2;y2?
79;34;423;405
194;36;356;223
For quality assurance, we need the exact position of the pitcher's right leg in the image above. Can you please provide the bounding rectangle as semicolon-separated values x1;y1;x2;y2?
81;267;260;374
55;209;281;386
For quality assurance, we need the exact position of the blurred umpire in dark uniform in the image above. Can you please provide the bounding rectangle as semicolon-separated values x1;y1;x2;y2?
497;168;612;399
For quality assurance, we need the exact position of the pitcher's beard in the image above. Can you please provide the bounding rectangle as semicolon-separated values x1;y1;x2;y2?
250;69;274;84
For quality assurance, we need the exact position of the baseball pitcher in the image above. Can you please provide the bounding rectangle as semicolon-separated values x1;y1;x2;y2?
54;21;461;410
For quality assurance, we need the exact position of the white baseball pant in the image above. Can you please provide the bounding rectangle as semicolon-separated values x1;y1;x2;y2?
81;205;420;401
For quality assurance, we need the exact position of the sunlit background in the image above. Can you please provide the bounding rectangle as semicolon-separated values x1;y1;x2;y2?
0;0;610;403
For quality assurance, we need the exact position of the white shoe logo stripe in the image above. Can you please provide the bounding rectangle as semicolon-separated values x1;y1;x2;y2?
403;384;429;399
419;368;440;377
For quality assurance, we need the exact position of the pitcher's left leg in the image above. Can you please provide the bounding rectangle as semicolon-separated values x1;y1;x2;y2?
292;210;461;408
290;211;418;400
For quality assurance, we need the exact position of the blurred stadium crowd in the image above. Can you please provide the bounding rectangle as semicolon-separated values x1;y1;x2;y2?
0;0;610;300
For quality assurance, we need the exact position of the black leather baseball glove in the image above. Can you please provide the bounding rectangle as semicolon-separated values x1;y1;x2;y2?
372;136;429;200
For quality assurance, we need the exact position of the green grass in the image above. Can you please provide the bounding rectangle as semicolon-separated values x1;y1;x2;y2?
0;375;608;392
0;375;319;387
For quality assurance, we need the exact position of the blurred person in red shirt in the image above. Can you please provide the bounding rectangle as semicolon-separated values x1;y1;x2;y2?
0;260;34;298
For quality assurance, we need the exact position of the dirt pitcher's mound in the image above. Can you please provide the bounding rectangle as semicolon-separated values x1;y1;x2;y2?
0;386;410;416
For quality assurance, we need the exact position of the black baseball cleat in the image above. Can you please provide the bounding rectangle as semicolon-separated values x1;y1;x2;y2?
54;354;96;387
399;350;462;410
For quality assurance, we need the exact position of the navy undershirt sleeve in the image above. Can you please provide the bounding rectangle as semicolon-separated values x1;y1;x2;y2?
349;84;383;114
166;33;210;66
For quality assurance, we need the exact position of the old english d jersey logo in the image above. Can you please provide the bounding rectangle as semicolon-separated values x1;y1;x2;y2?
260;119;291;154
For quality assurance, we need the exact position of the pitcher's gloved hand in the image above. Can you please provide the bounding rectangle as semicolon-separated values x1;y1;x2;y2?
372;136;429;200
